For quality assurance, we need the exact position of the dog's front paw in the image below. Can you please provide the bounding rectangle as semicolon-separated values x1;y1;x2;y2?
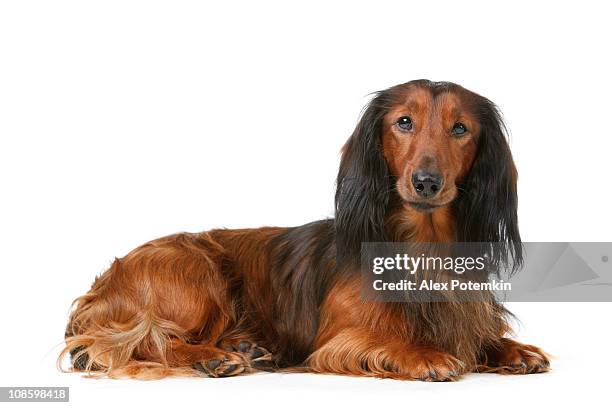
394;348;465;382
480;338;550;374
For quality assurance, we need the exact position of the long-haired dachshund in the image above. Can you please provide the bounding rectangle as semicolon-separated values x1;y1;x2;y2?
60;80;549;381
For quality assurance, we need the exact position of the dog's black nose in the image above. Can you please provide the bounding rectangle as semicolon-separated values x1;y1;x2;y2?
411;170;443;198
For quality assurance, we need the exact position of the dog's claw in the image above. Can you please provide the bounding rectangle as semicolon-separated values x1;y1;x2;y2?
207;358;222;370
238;341;251;353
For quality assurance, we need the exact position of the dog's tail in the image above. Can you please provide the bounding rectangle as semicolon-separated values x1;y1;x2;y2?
57;261;198;379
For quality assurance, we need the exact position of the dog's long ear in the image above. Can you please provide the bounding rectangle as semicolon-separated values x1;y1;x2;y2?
335;93;393;265
454;99;523;272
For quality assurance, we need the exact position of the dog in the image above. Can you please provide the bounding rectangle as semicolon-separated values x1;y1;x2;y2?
60;79;549;381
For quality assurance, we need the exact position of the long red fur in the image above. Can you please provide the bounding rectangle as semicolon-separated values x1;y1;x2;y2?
59;80;549;380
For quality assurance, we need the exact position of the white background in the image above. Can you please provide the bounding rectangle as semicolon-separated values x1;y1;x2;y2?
1;1;611;407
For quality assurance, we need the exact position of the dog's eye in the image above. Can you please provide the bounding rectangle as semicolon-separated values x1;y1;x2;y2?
396;116;413;131
451;122;467;136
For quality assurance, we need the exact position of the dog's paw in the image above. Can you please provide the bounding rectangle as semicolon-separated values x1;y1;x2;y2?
222;340;275;371
394;348;465;382
480;338;550;374
193;351;246;378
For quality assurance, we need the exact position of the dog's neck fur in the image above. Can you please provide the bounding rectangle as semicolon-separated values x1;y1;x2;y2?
387;204;456;243
385;203;506;368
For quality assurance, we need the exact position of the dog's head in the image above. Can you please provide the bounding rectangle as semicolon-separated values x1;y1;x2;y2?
335;80;521;267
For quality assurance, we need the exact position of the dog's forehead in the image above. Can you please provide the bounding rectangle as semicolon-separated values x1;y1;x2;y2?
387;87;433;117
385;85;475;123
396;84;470;111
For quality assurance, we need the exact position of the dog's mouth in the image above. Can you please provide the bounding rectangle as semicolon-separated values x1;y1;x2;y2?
405;196;455;213
407;201;444;212
396;180;457;213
